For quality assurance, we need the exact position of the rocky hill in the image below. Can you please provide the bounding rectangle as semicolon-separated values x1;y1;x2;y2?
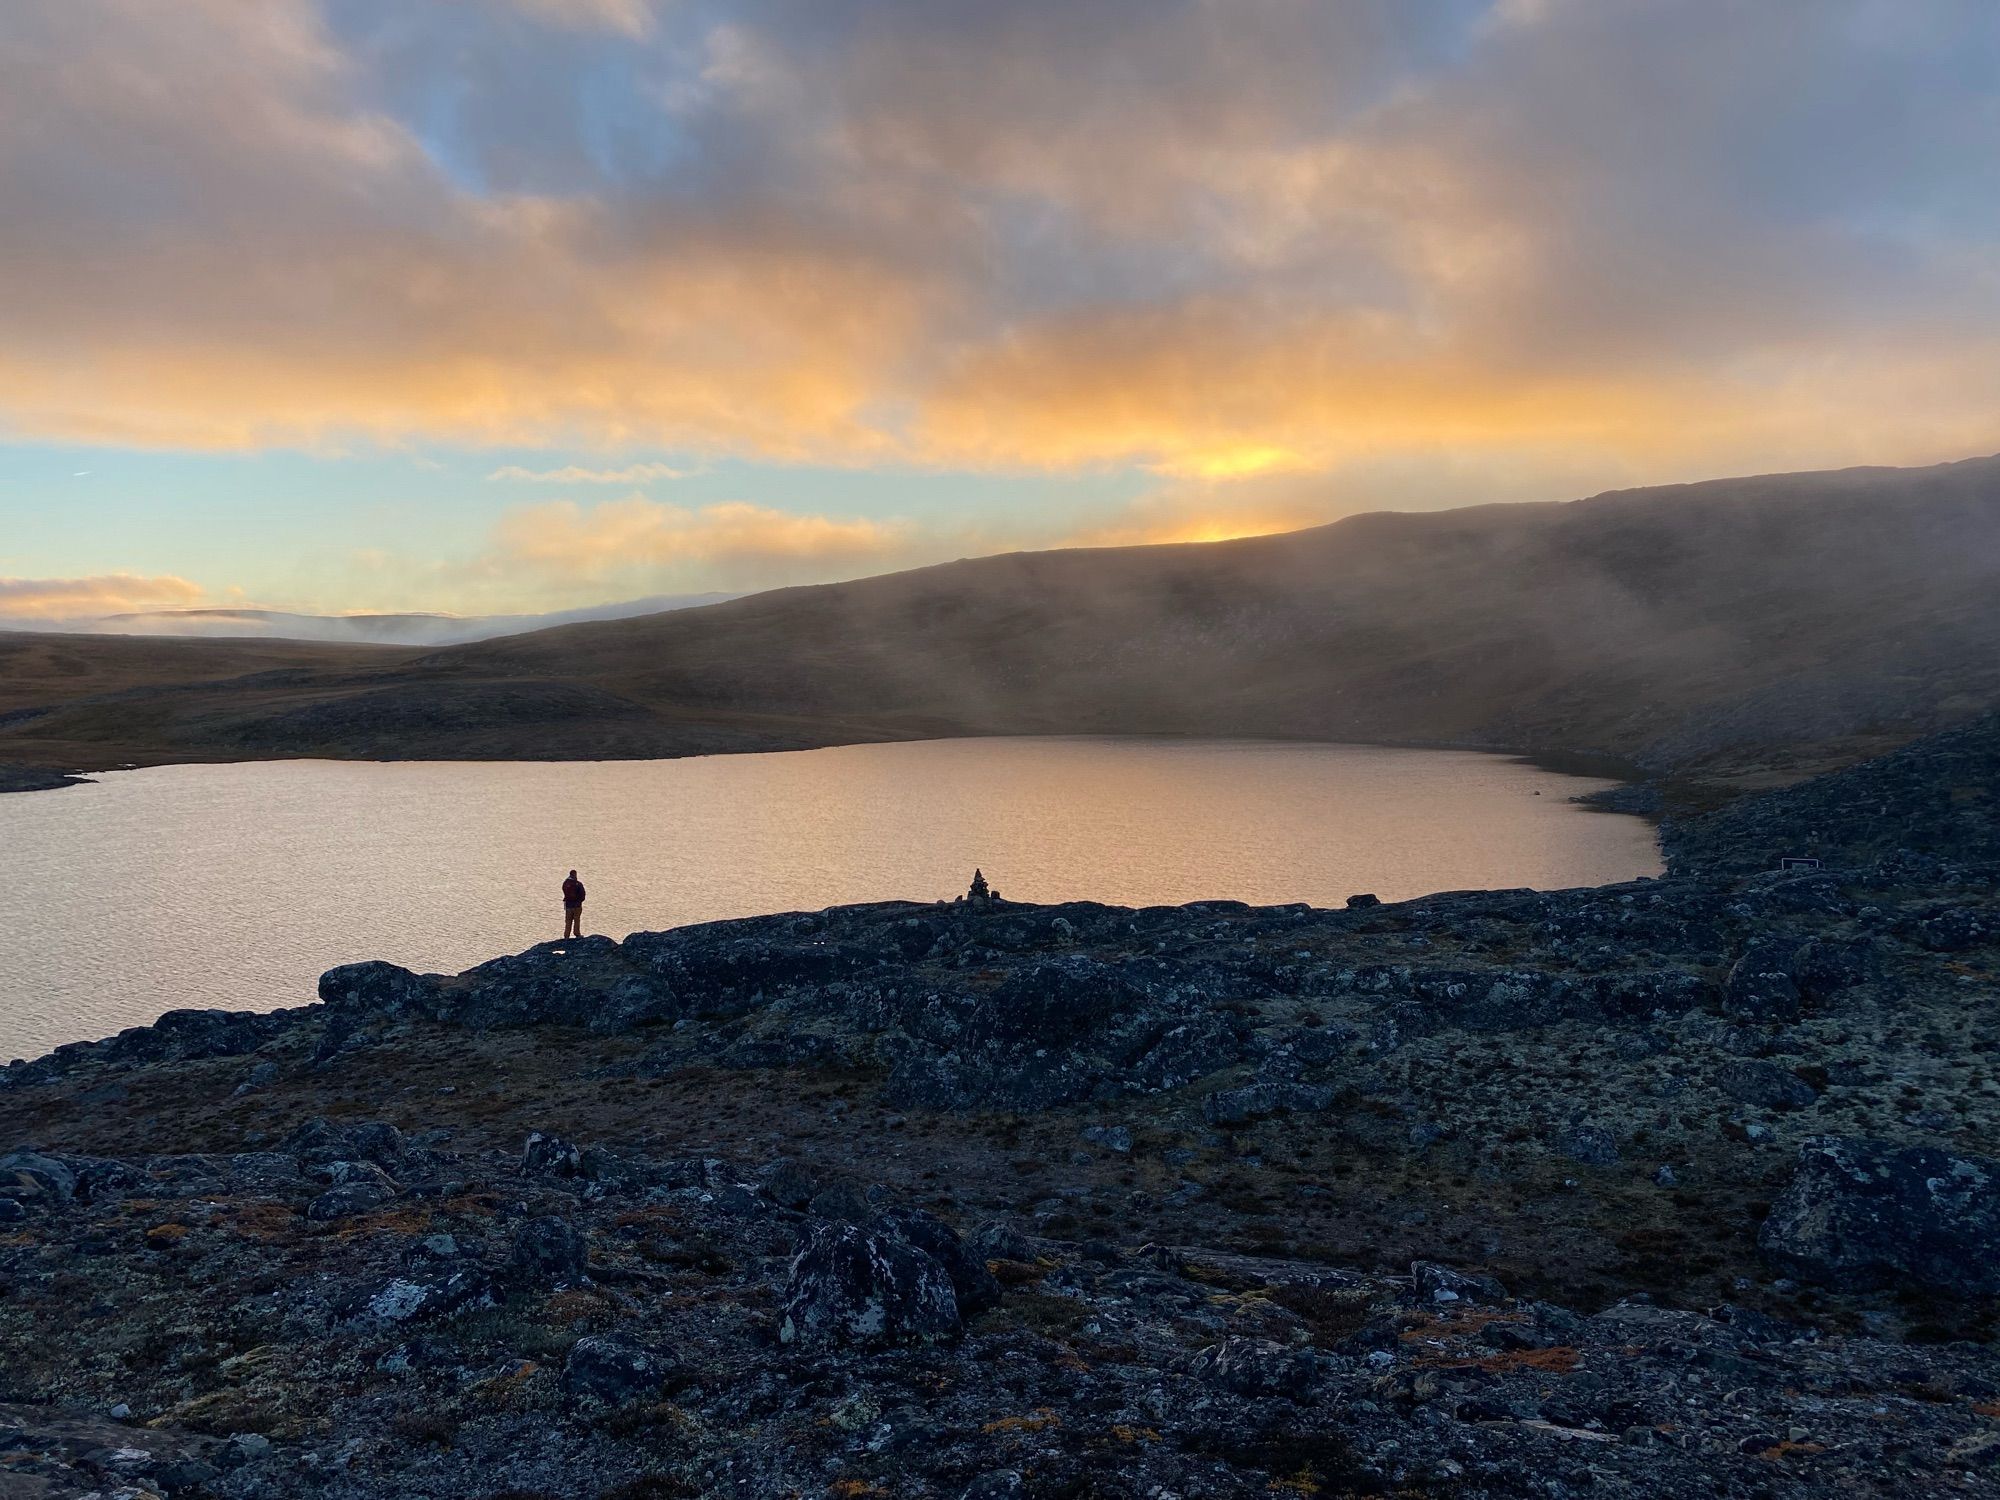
1664;708;2000;875
1;718;1997;1495
7;454;2000;785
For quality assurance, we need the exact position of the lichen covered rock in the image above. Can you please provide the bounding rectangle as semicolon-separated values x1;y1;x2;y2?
779;1217;964;1347
1758;1137;2000;1295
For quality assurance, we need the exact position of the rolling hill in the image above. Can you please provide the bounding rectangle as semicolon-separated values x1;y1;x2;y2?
6;454;2000;783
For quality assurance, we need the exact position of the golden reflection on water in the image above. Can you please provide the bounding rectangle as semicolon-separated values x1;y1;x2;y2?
0;737;1660;1058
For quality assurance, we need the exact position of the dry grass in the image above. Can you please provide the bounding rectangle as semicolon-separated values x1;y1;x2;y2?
981;1409;1061;1435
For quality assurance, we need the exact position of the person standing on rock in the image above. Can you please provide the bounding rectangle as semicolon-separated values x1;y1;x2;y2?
561;870;586;939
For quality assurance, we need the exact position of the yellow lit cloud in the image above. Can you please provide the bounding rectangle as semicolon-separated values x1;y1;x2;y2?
489;496;905;587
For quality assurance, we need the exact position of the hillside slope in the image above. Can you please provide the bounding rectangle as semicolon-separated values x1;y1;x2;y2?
5;454;2000;779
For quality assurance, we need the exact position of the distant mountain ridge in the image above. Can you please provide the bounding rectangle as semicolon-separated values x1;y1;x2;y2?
5;453;2000;782
59;593;740;646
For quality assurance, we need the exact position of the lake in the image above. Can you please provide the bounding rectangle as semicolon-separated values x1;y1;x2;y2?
0;737;1661;1060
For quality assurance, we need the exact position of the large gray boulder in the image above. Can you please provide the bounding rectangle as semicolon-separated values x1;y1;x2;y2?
1723;939;1804;1022
779;1218;963;1348
0;1152;77;1206
319;939;673;1032
1758;1137;2000;1295
563;1335;678;1405
1188;1336;1320;1401
318;961;449;1021
875;1207;1002;1315
1717;1059;1819;1111
510;1216;589;1287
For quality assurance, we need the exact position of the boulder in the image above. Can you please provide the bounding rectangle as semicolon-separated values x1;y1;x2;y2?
876;1207;1003;1315
1130;1016;1241;1092
563;1335;678;1405
510;1216;589;1286
306;1180;396;1222
1723;940;1804;1022
1080;1124;1133;1154
323;1158;400;1190
362;1269;494;1324
0;1152;77;1205
283;1118;405;1167
969;1221;1037;1265
1412;1261;1507;1306
1554;1124;1620;1167
1203;1082;1335;1127
1717;1059;1818;1111
318;961;446;1019
1188;1336;1319;1401
779;1219;963;1348
758;1158;821;1210
521;1132;583;1176
1758;1137;2000;1295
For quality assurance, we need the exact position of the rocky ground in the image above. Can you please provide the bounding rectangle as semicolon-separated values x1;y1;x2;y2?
2;718;1999;1497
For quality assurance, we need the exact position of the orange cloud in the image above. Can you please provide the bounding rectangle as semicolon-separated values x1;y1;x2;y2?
0;572;207;620
489;496;906;587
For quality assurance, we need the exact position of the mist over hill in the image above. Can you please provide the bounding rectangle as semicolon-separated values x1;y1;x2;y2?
437;454;2000;773
5;454;2000;782
10;592;739;646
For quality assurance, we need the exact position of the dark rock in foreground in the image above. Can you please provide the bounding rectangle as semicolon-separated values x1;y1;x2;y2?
1759;1138;2000;1296
0;1118;1991;1499
780;1217;965;1348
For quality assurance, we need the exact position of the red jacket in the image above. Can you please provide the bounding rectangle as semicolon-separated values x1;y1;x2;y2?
562;877;585;905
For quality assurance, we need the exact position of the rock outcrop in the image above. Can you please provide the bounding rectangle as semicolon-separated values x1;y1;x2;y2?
779;1217;966;1348
1666;708;2000;875
1758;1138;2000;1295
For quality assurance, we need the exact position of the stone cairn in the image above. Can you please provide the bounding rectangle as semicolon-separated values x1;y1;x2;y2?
956;869;1000;906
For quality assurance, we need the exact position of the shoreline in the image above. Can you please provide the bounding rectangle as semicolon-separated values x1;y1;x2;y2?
0;736;1663;1064
0;725;1675;799
0;715;1994;1495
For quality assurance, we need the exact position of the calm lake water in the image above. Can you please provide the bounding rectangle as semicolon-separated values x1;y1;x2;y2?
0;738;1660;1060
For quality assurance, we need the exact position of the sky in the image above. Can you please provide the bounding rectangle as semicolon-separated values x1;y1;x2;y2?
2;0;1998;621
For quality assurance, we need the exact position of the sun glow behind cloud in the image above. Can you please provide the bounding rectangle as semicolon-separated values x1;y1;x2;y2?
1;0;1997;610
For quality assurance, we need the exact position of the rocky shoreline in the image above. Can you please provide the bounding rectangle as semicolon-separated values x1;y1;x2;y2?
1;716;1997;1496
0;764;92;795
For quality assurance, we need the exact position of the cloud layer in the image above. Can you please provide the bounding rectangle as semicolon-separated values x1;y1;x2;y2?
0;572;205;621
2;0;1996;496
488;463;697;484
490;496;903;588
